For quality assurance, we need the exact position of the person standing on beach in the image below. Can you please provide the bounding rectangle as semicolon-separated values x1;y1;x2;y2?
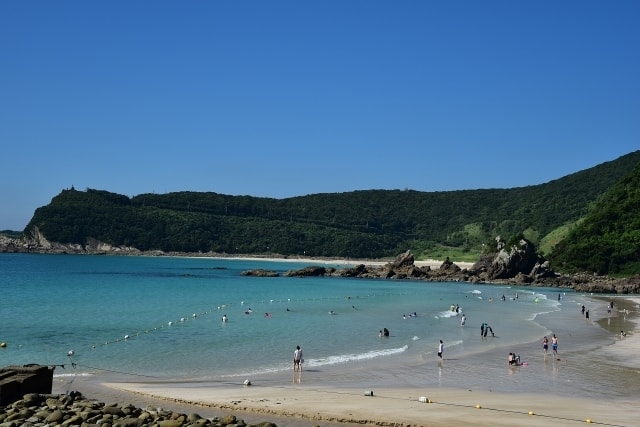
293;345;303;372
542;336;549;355
438;340;444;359
551;334;558;356
460;314;466;327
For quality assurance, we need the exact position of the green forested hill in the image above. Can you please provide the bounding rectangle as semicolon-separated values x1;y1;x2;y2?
24;150;640;264
549;161;640;276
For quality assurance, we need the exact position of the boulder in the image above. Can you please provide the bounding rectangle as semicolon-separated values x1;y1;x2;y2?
284;266;327;277
240;269;279;277
391;250;414;268
484;239;542;280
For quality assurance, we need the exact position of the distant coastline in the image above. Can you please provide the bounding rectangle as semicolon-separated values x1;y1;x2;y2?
1;232;638;294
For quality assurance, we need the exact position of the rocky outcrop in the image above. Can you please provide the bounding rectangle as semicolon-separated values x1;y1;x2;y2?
0;229;141;255
391;250;414;268
284;266;335;277
241;269;279;277
281;250;640;294
0;392;277;427
2;231;638;294
470;238;549;280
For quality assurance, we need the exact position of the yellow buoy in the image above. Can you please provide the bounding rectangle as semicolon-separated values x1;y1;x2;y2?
586;419;592;424
475;404;482;409
0;342;6;348
528;411;535;416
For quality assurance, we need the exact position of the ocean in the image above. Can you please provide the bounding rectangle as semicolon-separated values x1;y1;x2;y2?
1;253;637;403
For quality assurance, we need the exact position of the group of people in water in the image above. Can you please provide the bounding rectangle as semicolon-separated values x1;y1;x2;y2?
581;304;590;319
509;332;559;366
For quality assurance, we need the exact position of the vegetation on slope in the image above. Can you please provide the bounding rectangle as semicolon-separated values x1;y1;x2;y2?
24;151;640;269
549;162;640;276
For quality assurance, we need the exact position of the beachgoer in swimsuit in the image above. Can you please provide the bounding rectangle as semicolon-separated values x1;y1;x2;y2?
542;336;549;354
437;340;444;359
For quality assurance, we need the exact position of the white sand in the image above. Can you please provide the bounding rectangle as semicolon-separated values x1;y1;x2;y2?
207;255;475;270
100;382;635;427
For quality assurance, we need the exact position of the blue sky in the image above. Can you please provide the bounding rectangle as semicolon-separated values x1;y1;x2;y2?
1;1;638;231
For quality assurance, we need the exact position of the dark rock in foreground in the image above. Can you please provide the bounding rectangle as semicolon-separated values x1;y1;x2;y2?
0;392;278;427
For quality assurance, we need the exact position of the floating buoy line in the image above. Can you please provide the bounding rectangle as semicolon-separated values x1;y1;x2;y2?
38;289;436;385
64;291;411;358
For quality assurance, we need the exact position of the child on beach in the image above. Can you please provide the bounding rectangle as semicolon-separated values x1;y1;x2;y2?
542;336;549;354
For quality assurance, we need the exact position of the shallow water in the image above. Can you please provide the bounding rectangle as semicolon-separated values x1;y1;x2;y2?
1;253;636;405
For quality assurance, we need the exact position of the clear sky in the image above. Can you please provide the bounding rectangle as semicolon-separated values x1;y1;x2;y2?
1;1;638;231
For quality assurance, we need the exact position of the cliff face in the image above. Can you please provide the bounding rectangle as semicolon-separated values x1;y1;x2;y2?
0;228;142;255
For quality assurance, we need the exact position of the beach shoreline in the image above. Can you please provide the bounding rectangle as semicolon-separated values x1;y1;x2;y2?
190;254;476;270
55;295;640;427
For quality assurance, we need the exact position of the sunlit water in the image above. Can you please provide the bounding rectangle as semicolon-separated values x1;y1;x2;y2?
2;253;637;403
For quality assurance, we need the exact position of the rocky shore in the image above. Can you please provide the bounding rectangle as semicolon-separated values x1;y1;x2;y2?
2;232;639;294
0;392;277;427
264;246;640;294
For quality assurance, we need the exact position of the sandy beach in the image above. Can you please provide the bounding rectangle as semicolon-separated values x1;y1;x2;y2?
204;255;476;270
55;292;640;427
96;383;637;427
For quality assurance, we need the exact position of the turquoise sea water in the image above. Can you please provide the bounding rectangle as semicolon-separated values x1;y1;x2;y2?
1;253;566;382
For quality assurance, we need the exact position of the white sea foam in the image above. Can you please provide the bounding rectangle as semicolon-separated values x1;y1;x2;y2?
54;372;92;378
437;310;459;319
308;346;408;367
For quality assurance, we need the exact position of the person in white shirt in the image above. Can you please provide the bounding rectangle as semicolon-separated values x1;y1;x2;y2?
293;345;303;371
